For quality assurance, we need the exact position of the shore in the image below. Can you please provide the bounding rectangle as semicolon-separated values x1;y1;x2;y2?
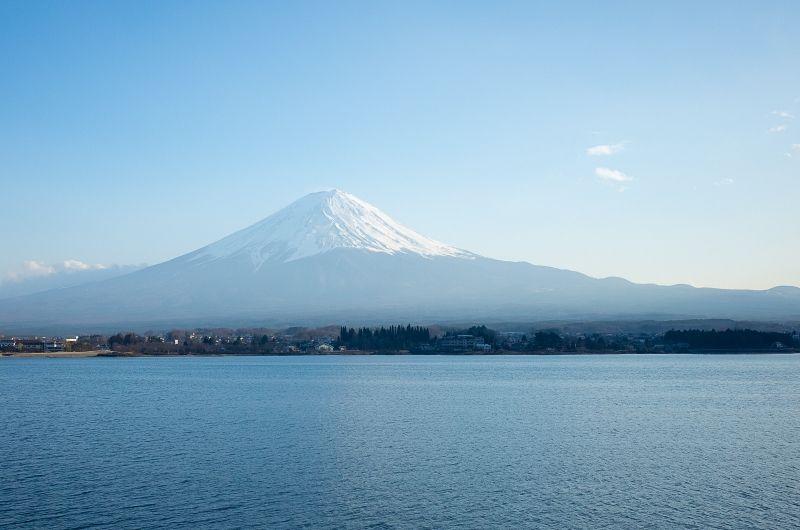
5;350;111;358
3;349;797;358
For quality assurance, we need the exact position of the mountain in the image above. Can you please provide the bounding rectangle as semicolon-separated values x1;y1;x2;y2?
188;189;474;265
1;189;799;332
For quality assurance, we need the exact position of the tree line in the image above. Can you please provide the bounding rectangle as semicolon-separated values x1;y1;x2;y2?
36;325;796;356
663;329;797;350
336;325;431;350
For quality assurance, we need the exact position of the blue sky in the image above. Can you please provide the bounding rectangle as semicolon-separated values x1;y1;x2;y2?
1;1;798;289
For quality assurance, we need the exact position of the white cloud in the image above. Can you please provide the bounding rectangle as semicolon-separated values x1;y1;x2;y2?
792;144;800;151
769;124;788;133
587;142;626;156
772;110;795;119
714;178;735;186
23;260;56;277
63;259;92;270
595;167;633;183
3;259;108;282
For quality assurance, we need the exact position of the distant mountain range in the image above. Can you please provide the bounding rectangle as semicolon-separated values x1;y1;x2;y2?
1;190;798;332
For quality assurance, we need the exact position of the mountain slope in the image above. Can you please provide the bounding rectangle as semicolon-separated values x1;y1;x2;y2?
1;190;798;331
187;189;474;267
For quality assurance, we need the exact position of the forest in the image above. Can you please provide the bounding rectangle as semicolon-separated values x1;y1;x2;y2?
663;329;797;350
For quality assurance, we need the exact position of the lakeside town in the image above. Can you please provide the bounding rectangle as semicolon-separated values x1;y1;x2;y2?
2;324;799;356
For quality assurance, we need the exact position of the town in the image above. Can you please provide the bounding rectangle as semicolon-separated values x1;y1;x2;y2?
2;325;798;356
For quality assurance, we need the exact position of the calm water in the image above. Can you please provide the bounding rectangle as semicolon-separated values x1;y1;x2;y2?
2;355;799;529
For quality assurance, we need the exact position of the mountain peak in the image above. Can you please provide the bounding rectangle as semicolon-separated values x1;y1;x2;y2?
190;190;474;268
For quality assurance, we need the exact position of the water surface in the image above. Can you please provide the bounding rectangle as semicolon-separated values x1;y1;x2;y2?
2;355;799;528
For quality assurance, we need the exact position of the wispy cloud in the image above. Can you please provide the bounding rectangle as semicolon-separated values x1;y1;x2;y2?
20;260;56;277
785;144;800;158
772;110;795;119
3;260;108;282
63;259;106;271
595;167;633;183
769;124;789;133
587;142;626;156
714;178;735;186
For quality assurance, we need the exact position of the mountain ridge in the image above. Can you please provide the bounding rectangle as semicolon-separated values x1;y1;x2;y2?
0;190;798;331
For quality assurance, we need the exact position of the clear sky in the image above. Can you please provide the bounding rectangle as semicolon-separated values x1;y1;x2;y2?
1;1;798;290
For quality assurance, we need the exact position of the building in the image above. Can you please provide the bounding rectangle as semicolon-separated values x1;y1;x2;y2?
16;339;65;353
65;336;78;351
499;332;526;345
437;334;491;353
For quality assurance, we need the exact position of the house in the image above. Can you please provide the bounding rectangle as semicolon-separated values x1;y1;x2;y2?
43;340;65;352
499;332;526;345
16;339;65;352
438;334;491;352
18;339;45;352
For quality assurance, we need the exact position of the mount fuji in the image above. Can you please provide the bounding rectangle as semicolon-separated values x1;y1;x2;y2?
1;189;799;331
189;190;475;265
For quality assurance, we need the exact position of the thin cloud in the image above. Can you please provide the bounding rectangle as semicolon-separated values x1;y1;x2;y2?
595;167;633;183
714;178;735;186
3;259;108;282
769;124;788;133
587;142;626;156
772;110;795;119
22;260;55;277
787;144;800;158
63;259;101;271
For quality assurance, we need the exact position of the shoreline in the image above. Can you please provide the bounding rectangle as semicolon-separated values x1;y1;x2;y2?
4;350;111;358
3;350;797;358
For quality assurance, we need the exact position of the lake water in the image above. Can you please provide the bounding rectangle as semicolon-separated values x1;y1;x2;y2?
2;355;799;529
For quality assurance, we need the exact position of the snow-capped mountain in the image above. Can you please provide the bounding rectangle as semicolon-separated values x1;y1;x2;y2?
188;190;474;267
1;190;799;331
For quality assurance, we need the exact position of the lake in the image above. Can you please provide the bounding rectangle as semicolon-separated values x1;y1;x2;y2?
2;355;799;529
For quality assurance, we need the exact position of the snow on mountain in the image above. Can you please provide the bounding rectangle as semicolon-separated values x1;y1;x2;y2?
189;189;474;268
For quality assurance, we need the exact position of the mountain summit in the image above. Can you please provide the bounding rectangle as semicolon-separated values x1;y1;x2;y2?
189;190;473;268
1;190;798;331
